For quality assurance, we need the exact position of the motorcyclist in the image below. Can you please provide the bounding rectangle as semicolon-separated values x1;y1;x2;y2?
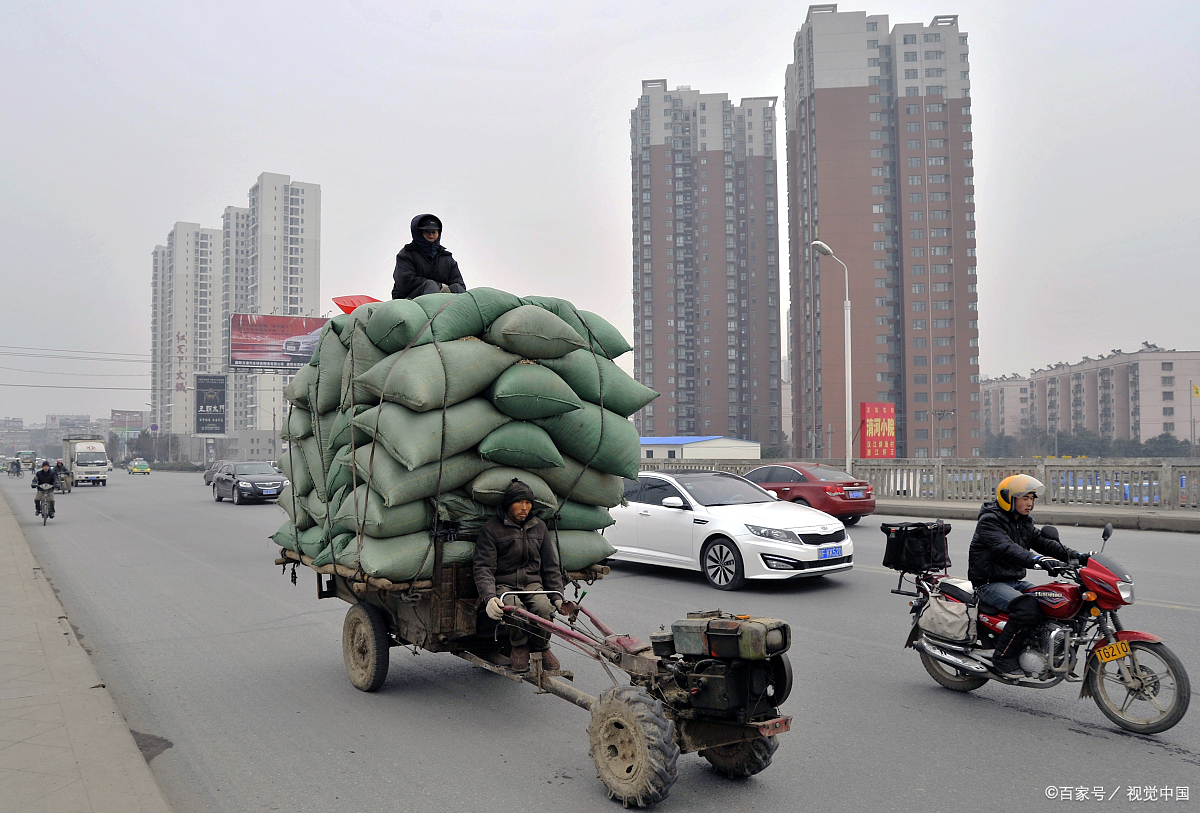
32;460;56;518
472;479;572;673
390;213;467;299
968;474;1086;678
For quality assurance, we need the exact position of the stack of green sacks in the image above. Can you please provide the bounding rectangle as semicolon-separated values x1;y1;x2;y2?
270;288;658;584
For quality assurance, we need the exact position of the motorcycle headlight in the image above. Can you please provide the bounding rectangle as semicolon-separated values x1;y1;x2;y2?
745;525;802;544
1117;581;1135;605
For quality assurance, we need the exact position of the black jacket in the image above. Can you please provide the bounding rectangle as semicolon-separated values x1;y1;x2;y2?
33;469;56;487
472;509;564;607
967;499;1076;584
391;213;466;299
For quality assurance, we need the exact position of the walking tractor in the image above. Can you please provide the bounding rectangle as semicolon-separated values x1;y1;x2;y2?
276;548;792;806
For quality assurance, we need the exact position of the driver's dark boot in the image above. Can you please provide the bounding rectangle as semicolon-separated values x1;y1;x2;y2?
992;624;1028;678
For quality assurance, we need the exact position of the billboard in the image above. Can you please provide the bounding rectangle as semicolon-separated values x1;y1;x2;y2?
230;313;328;372
860;402;896;459
46;414;91;430
195;375;227;435
111;410;146;430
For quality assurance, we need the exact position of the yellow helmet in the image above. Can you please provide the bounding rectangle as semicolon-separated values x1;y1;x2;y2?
996;474;1045;512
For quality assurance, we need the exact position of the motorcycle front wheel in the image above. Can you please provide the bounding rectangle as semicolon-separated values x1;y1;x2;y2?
919;648;988;692
1087;641;1190;735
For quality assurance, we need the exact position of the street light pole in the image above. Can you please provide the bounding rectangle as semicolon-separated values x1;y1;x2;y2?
812;240;853;476
933;409;955;458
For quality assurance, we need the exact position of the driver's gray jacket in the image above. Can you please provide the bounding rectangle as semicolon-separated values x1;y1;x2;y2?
472;511;564;607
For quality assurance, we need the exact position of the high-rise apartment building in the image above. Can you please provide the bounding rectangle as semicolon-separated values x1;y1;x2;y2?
151;172;321;437
785;5;980;459
630;80;783;447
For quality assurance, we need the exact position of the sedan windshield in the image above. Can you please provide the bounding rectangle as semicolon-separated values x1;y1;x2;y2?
673;473;773;506
235;463;278;476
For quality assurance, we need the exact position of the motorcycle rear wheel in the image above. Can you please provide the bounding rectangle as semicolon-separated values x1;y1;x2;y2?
920;649;988;692
1087;641;1190;735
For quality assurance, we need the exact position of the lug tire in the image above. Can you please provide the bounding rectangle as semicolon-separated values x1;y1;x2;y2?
920;648;988;692
213;485;223;502
1086;641;1190;734
587;685;679;807
701;537;745;591
842;515;860;526
342;603;390;692
701;734;779;779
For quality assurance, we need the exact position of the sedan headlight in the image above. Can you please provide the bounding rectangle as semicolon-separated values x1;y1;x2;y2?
1117;581;1135;604
238;481;252;488
745;525;803;544
282;479;291;487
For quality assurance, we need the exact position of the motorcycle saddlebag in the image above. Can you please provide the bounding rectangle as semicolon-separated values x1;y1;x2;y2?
917;593;975;643
881;520;951;573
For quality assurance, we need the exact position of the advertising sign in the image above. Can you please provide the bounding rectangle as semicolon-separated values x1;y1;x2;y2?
230;314;328;372
195;375;227;435
46;414;90;430
111;410;146;431
860;402;896;459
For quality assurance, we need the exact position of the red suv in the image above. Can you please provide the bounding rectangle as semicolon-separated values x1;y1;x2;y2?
743;463;875;525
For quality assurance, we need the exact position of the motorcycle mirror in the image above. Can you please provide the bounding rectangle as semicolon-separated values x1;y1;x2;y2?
1100;522;1113;552
1040;525;1060;541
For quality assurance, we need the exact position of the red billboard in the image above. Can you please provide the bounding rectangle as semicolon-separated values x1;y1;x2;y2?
230;314;328;371
860;402;896;459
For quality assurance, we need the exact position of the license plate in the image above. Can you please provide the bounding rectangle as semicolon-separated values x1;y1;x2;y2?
847;490;863;498
262;489;277;495
1096;640;1131;663
819;545;842;559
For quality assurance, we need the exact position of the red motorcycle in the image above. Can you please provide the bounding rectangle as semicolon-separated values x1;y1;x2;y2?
894;523;1190;735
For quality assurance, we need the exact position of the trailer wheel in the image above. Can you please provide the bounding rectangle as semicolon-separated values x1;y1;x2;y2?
700;734;778;778
342;603;389;692
587;685;679;807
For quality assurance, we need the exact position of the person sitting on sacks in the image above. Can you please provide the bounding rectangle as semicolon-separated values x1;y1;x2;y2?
390;213;467;299
473;479;575;672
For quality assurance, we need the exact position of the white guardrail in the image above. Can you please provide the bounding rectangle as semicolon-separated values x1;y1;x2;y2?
638;458;1200;511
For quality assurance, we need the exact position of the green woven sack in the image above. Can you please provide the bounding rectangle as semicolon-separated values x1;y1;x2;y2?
469;467;557;515
365;298;435;353
270;520;300;553
538;454;624;507
310;533;355;567
332;484;433;538
297;524;329;558
349;444;494;507
278;486;316;530
340;324;389;408
311;410;340;472
534;402;641;480
314;327;349;414
299;436;327;501
328;313;349;338
550;530;617;571
359;533;476;581
338;302;381;348
521;297;631;359
549;500;615;531
539;349;658;418
411;287;525;342
351;398;510;471
575;309;633;359
326;447;356;496
488;361;582;420
477;422;564;469
483;305;588;359
281;407;313;441
436;490;495;540
327;405;371;452
283;364;318;407
280;447;314;497
304;489;328;525
355;338;520;413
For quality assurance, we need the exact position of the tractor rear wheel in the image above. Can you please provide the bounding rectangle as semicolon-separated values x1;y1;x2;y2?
587;685;679;807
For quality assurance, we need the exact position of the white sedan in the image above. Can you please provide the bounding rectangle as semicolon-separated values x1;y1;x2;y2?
605;470;854;590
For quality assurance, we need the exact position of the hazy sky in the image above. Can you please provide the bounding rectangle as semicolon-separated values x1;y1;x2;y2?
2;0;1197;425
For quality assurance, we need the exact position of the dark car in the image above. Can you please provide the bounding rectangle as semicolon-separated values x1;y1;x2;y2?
743;463;875;525
203;460;228;486
212;461;289;505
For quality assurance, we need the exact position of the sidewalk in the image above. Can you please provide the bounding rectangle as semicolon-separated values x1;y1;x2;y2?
0;490;173;812
874;499;1200;534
